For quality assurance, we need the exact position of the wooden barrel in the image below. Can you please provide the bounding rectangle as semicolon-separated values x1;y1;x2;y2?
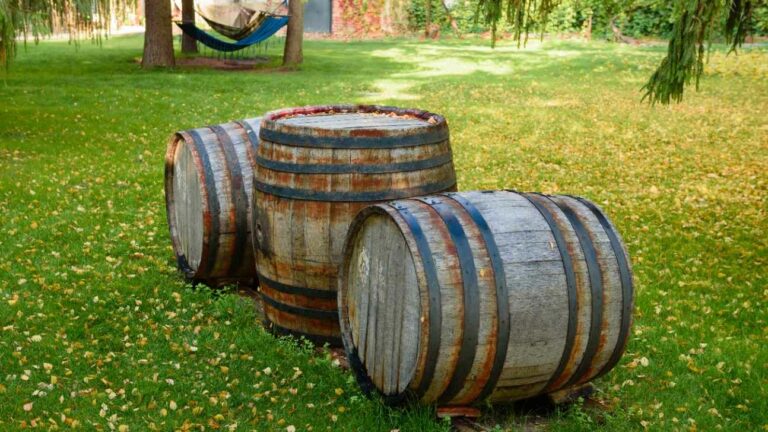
253;105;457;345
164;118;261;286
338;191;634;405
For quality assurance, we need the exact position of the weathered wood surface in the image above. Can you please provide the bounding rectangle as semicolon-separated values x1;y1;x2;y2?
254;105;457;345
338;190;634;406
164;118;261;286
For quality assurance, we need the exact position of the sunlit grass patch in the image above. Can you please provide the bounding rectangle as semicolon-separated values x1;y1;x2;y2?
0;35;766;431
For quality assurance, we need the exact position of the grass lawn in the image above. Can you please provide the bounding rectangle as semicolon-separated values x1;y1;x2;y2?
0;34;766;431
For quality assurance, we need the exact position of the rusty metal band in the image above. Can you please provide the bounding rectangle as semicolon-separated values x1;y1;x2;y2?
254;177;457;202
257;272;338;300
210;125;249;275
547;196;604;388
573;196;633;380
259;127;449;149
174;253;194;279
342;340;413;405
344;344;382;399
255;152;453;174
445;193;510;402
188;129;220;276
388;200;442;401
264;319;342;347
262;105;446;124
518;192;578;391
260;291;339;320
235;119;261;153
414;197;479;404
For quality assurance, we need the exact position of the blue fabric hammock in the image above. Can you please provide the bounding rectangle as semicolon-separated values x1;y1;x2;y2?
175;15;289;52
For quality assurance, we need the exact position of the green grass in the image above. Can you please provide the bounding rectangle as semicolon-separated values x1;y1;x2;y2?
1;35;766;431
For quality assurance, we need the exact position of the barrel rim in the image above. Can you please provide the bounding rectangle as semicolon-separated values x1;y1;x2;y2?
547;194;605;389
338;204;426;406
259;105;449;148
209;124;249;278
568;195;635;381
164;131;209;280
412;196;480;405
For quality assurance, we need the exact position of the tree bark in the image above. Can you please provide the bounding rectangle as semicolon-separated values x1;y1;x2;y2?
424;0;431;37
181;0;198;54
583;14;592;41
142;0;175;68
282;0;304;67
382;0;392;33
610;15;637;45
440;0;461;38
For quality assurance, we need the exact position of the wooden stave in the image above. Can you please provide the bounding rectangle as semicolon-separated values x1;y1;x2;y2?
164;118;261;285
338;190;633;406
548;195;633;386
254;105;457;345
254;166;457;344
165;131;207;279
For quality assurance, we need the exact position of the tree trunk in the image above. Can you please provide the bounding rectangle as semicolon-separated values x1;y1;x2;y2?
282;0;304;67
142;0;175;68
424;0;431;37
381;0;392;33
583;14;592;41
610;15;636;44
440;0;461;38
181;0;198;54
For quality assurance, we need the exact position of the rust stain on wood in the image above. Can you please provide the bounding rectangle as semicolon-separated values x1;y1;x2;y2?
337;191;633;406
255;105;456;345
259;284;336;310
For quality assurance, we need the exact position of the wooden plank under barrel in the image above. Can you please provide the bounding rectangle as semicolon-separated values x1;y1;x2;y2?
253;105;458;345
338;191;634;405
164;118;261;286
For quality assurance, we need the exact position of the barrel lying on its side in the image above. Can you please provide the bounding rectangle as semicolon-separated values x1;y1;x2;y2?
338;191;634;405
164;118;261;286
254;105;457;345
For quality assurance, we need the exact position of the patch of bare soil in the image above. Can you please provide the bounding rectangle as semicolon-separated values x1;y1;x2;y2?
134;55;293;72
175;56;274;71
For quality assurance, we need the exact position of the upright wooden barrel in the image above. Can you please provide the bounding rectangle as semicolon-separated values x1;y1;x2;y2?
338;191;634;405
164;118;261;286
254;105;457;345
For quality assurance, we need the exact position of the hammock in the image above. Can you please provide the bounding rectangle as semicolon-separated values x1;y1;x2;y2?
196;6;267;41
175;14;289;52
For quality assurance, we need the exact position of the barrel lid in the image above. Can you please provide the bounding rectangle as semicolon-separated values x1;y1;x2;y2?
339;204;425;404
259;105;449;148
165;131;207;278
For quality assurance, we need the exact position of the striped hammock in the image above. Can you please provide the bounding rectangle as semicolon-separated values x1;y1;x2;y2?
175;14;289;52
195;6;266;41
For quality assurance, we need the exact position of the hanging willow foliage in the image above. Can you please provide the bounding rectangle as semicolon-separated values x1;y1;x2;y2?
0;0;133;68
475;0;755;104
642;0;754;104
476;0;561;47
